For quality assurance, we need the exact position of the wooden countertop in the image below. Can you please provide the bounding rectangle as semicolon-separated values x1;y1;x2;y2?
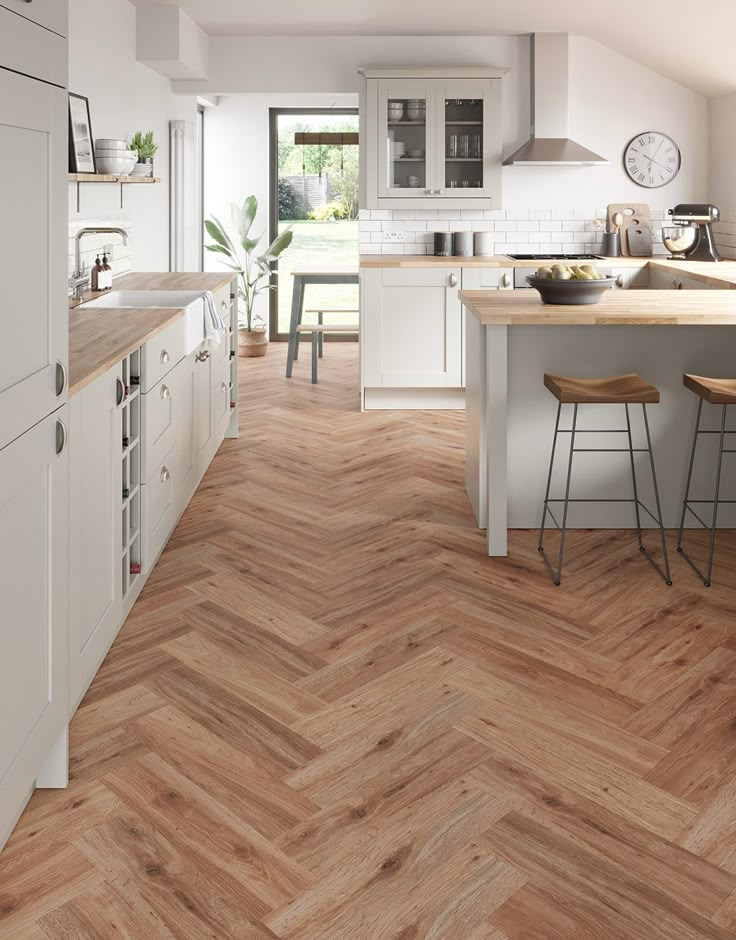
459;289;736;326
360;255;736;288
69;271;234;396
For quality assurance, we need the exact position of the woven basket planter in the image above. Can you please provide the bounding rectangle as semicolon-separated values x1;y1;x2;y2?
238;326;268;358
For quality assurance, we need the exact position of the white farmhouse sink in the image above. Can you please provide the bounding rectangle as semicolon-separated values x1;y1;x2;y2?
81;290;205;308
81;290;215;356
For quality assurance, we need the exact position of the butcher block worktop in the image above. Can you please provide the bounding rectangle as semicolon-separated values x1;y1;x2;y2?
360;254;736;288
68;271;234;395
459;289;736;325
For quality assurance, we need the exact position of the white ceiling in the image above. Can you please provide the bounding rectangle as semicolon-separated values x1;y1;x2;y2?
129;0;736;96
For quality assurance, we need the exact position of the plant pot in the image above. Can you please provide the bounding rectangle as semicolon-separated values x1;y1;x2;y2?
238;325;268;357
131;157;154;178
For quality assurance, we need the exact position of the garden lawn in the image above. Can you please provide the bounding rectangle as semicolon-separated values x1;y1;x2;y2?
276;220;359;335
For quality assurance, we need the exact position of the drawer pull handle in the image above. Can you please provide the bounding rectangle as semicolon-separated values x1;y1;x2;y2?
160;349;170;365
116;377;125;405
160;466;170;483
160;384;171;400
195;350;210;362
448;274;458;288
56;361;67;396
55;419;67;456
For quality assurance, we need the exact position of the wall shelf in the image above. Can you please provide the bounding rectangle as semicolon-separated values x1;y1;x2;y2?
68;173;160;211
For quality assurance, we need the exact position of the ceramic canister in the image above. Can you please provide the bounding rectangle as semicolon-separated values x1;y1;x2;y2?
473;231;494;256
452;231;474;257
433;232;452;256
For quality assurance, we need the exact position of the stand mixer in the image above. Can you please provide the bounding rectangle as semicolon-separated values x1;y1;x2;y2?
662;204;722;262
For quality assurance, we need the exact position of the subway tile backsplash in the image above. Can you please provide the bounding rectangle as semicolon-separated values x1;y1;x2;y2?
359;207;668;255
68;217;133;292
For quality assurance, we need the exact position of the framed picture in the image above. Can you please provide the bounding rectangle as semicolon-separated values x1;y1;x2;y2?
68;93;96;174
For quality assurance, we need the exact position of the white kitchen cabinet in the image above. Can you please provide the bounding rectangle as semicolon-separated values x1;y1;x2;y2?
171;352;198;515
142;445;177;571
0;66;67;453
361;266;463;393
0;406;69;848
0;0;67;36
361;68;504;211
68;366;123;711
194;343;218;473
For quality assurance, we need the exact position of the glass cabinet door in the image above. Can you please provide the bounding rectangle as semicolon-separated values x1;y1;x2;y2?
439;80;501;199
378;81;436;198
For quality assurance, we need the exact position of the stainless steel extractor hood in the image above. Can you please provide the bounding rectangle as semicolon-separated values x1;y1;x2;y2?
503;33;608;166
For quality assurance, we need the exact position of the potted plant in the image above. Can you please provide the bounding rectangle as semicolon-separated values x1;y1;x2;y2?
204;196;293;357
129;130;158;177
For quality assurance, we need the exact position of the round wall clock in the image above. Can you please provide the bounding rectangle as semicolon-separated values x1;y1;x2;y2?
624;132;681;188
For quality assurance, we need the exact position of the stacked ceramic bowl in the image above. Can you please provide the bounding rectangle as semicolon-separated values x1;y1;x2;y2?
388;102;404;122
407;99;426;122
95;139;137;176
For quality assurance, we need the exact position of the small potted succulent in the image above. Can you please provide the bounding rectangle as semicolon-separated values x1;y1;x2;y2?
205;196;292;357
129;130;158;177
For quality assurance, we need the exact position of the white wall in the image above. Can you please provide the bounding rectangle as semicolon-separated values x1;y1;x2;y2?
709;93;736;259
68;0;197;279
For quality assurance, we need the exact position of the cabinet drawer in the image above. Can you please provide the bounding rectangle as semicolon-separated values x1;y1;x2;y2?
141;371;175;482
0;0;67;36
142;444;176;569
140;318;186;392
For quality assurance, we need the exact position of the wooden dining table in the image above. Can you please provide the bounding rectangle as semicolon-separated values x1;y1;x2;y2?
285;264;360;378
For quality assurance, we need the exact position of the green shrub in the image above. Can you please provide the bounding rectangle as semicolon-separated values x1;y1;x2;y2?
308;202;346;222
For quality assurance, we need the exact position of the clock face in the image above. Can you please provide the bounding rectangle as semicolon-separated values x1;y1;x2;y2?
624;132;681;188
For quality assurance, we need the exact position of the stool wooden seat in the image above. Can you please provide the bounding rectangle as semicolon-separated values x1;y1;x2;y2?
544;373;660;404
683;374;736;404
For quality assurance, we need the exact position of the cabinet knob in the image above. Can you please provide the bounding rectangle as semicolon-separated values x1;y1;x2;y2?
55;419;67;456
160;466;170;483
448;273;458;288
160;349;170;365
616;275;625;288
160;384;171;400
55;361;67;397
501;273;511;288
221;382;228;394
195;350;210;362
435;188;445;196
221;301;228;312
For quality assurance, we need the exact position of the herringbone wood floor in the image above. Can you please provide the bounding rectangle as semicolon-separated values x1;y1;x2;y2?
2;343;736;939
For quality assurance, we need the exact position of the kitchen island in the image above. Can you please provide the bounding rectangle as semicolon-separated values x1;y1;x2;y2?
461;288;736;556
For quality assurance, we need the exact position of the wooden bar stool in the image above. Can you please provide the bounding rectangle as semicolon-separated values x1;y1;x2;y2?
677;374;736;586
538;373;672;586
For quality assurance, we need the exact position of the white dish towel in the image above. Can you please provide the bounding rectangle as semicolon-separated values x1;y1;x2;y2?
202;291;225;351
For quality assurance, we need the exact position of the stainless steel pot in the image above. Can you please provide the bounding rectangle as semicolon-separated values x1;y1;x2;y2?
662;224;697;257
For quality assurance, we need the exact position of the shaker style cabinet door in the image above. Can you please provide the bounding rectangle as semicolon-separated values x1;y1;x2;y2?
376;80;438;199
361;267;463;388
0;406;69;850
436;79;502;201
68;367;123;712
0;0;67;36
0;68;67;452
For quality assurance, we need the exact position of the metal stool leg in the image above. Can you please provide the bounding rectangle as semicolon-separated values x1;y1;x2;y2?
539;402;577;586
677;398;703;554
538;402;561;551
641;404;672;585
625;403;643;549
311;332;318;384
318;312;324;358
704;405;729;586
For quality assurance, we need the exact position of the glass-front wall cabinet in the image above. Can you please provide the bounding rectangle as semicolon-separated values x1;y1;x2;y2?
367;71;503;209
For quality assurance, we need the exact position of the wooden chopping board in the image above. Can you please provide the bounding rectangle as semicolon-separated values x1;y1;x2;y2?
607;203;651;257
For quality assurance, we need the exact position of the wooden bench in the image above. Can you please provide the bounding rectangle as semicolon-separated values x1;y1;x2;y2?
296;310;359;383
